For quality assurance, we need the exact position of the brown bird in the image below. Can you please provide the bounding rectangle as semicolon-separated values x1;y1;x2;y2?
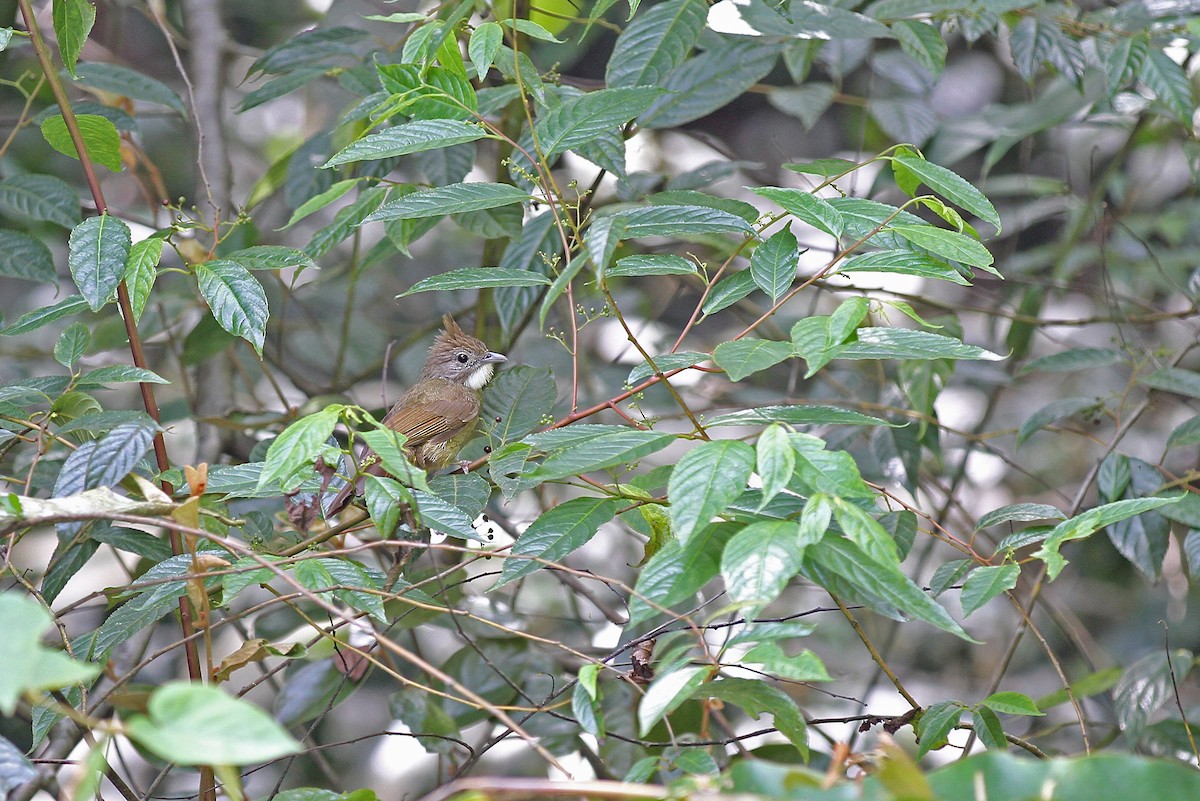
324;314;506;516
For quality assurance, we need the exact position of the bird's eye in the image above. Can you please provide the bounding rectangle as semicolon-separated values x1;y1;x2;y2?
457;352;469;363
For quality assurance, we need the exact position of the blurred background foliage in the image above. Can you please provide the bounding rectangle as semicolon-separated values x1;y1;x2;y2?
3;0;1200;799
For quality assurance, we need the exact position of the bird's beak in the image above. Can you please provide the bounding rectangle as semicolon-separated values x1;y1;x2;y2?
483;352;507;364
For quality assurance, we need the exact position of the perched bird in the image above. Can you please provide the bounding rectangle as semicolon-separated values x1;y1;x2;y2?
323;314;506;516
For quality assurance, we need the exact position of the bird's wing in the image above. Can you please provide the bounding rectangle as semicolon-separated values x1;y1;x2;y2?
381;396;480;448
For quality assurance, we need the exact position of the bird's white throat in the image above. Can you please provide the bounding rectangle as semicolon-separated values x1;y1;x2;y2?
465;363;495;390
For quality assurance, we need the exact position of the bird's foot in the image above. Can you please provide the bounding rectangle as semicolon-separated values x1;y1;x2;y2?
457;459;471;474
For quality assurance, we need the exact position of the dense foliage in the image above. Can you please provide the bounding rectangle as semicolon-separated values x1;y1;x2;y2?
3;0;1200;799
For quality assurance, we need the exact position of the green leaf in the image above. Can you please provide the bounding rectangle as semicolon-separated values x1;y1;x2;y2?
294;557;387;622
0;295;89;336
626;352;709;385
0;174;81;228
0;230;57;283
742;642;832;683
1016;396;1099;446
125;682;302;765
572;681;605;738
892;20;947;74
608;254;697;277
281;179;361;230
324;120;488;167
755;424;795;509
891;153;1000;230
411;489;482;542
971;706;1006;750
694;678;808;757
916;700;963;756
749;225;799;303
71;62;187;115
78;365;169;386
53;0;95;77
668;439;755;544
607;0;708;88
54;323;90;369
702;270;757;314
752;187;844;237
398;267;551;296
639;39;780;129
768;84;836;130
535;86;661;155
376;63;477;121
482;365;557;446
122;237;162;323
960;564;1018;617
929;559;975;597
1034;496;1183;580
496;497;623;586
839;328;1002;362
1141;367;1200;399
721;520;806;608
1142;49;1195;124
1017;347;1125;376
69;215;131;311
257;406;342;492
618;204;753;237
837;249;970;285
469;22;503;78
638;665;711;735
40;114;122;172
976;503;1065;531
704;405;890;427
362;183;529;222
983;691;1044;717
628;522;735;624
1167;414;1200;451
0;594;101;715
713;339;793;382
195;259;269;354
535;429;675;480
889;224;995;270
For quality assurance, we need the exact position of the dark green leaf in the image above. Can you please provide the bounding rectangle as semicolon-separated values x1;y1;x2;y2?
53;0;95;77
482;365;557;446
976;503;1065;530
608;254;698;277
626;352;709;385
713;339;793;382
639;39;780;129
839;328;1002;361
749;225;799;302
69;215;131;311
257;406;342;492
892;20;947;74
124;237;162;323
668;439;755;544
891;153;1000;230
71;62;186;115
1141;49;1194;124
77;365;169;386
1113;649;1194;738
1034;496;1183;580
971;706;1006;750
54;323;90;369
1167;414;1200;451
618;204;753;237
363;183;528;222
376;63;477;121
1141;367;1200;399
916;700;963;757
496;497;623;586
398;267;551;296
0;295;89;337
469;22;503;78
411;489;482;542
224;246;317;273
607;0;707;88
693;677;807;757
535;429;674;480
701;270;757;314
721;520;805;608
195;259;269;354
628;522;736;624
929;558;975;597
837;249;969;285
324;120;488;167
1016;396;1099;446
535;86;661;155
0;174;80;228
1018;348;1125;376
638;665;710;735
753;188;844;237
0;230;57;283
704;405;891;427
959;564;1018;616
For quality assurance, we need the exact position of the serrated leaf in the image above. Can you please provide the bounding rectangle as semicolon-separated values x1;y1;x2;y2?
55;421;155;494
496;497;623;586
668;439;755;544
53;0;95;77
607;0;708;88
535;86;661;155
891;153;1000;230
257;406;342;492
639;39;780;129
398;267;551;297
0;230;57;284
78;365;169;386
482;365;557;446
837;248;969;285
889;223;994;270
324;120;488;167
628;522;736;624
1141;49;1194;124
195;259;268;354
124;237;162;323
892;20;947;74
71;62;186;116
753;187;843;237
54;323;90;369
69;215;131;311
749;225;799;302
363;183;529;222
0;295;89;336
469;22;503;78
608;254;697;277
713;339;793;382
376;63;477;121
929;559;975;597
626;352;709;385
535;429;675;480
1034;496;1183;580
618;204;753;237
0;174;80;228
702;270;757;314
959;564;1018;616
839;328;1002;361
721;520;806;608
411;489;482;542
704;405;890;427
975;503;1065;531
40;114;122;172
694;677;808;757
